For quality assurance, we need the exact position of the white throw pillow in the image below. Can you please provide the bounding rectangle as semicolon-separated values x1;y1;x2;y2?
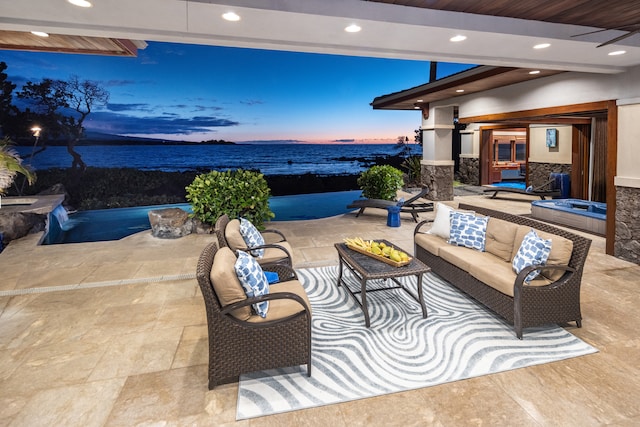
427;203;455;239
427;203;475;240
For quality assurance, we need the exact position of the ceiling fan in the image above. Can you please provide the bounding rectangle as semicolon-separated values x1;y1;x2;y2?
571;25;640;47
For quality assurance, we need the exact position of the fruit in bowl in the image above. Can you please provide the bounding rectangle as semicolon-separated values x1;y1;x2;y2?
344;237;410;263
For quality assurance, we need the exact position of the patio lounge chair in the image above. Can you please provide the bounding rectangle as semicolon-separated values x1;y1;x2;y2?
483;178;561;200
347;186;434;222
214;214;293;266
196;241;311;389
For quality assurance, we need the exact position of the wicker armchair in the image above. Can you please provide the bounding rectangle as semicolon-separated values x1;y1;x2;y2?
214;214;293;266
196;242;311;389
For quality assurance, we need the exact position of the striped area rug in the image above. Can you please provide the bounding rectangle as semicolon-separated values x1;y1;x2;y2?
237;265;597;420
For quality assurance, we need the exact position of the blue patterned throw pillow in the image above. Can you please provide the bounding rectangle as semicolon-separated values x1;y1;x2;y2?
239;218;265;258
234;250;270;317
512;229;552;283
448;212;489;251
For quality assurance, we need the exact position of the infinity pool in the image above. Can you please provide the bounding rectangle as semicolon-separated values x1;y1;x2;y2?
43;190;362;245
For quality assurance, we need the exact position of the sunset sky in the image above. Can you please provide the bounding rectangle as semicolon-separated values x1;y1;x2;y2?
3;41;474;143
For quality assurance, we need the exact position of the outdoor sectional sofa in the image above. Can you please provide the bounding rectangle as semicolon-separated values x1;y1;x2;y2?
414;202;592;339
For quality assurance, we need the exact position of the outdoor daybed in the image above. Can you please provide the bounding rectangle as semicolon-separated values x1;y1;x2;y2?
414;202;592;339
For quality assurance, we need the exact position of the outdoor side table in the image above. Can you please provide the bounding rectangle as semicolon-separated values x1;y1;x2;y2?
334;240;430;327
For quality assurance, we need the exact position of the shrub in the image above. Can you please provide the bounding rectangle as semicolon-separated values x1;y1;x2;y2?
357;165;404;200
185;169;274;228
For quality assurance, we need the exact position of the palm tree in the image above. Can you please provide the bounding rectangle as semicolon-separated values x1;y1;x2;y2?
0;137;35;195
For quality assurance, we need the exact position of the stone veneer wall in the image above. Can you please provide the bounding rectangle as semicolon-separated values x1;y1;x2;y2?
421;164;454;201
458;157;480;185
615;186;640;264
528;162;572;187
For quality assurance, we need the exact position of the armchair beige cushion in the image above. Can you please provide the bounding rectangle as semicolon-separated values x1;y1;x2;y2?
210;246;251;320
246;280;312;323
225;219;248;251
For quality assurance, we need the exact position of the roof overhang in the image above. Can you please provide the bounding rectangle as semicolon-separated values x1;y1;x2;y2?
371;66;565;111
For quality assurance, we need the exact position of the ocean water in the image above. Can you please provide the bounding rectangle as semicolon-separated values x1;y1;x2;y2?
15;143;421;176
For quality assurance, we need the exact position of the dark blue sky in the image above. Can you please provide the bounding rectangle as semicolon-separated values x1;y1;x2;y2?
3;42;474;143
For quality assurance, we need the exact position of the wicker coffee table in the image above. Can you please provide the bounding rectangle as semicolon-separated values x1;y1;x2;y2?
334;240;430;327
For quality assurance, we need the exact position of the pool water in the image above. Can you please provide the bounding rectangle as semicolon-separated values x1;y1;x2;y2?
489;181;526;190
43;190;362;245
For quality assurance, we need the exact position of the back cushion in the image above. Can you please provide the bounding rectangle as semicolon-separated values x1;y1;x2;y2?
535;229;574;281
484;218;518;262
210;246;251;320
511;225;574;282
226;218;248;251
511;225;533;261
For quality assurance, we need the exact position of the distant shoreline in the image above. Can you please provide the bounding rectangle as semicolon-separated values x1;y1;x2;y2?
14;167;364;211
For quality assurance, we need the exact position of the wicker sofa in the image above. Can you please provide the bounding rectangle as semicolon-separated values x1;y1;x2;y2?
414;203;592;339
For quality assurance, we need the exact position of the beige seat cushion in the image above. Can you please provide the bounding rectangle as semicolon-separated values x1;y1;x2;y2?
225;218;248;251
484;218;518;262
511;225;574;282
469;259;552;297
263;231;285;245
246;280;311;323
210;246;251;320
438;244;497;272
415;232;449;256
226;219;291;263
261;241;293;264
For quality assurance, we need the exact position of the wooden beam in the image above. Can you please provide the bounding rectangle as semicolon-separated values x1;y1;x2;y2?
606;100;618;256
459;101;611;124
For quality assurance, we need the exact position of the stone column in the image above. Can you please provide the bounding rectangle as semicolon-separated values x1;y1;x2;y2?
421;106;455;200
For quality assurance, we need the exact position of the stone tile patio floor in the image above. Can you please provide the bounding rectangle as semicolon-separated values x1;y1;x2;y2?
0;194;639;426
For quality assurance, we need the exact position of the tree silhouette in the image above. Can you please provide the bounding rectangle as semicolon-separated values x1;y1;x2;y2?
0;62;17;136
17;76;109;170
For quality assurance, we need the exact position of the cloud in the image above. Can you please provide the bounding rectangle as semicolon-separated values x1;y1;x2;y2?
84;111;239;135
192;105;223;112
106;103;151;112
104;79;139;87
333;139;355;143
240;99;264;106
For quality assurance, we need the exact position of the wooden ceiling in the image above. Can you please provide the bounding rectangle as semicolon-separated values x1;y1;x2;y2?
366;0;640;30
0;31;141;57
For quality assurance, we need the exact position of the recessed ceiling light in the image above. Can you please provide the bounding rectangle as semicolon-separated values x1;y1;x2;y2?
67;0;92;7
345;24;361;33
416;99;424;103
222;12;241;21
31;31;49;37
450;35;467;42
529;70;541;75
456;89;465;93
609;50;626;56
534;43;551;49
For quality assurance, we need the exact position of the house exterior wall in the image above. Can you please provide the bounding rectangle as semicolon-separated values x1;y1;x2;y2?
422;65;640;263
